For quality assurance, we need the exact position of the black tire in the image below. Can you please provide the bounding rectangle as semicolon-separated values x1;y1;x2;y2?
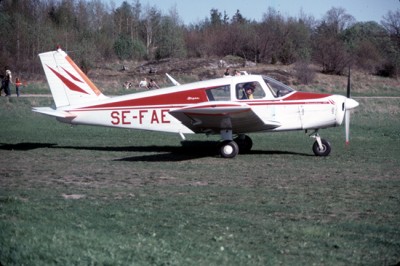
234;135;253;154
312;139;331;156
219;140;239;158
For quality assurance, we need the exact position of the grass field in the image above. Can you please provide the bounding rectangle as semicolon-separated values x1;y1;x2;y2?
1;96;399;265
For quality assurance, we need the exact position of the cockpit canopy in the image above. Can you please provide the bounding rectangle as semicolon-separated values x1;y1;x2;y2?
205;75;295;102
262;76;294;98
235;75;295;100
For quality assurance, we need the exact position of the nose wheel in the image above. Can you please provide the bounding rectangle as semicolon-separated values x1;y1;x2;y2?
312;138;331;156
310;131;331;156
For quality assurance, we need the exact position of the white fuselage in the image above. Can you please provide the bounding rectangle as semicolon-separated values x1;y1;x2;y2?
55;75;349;135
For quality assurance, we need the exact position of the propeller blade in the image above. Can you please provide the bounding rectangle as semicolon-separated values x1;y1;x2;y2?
345;109;350;145
346;67;351;98
345;66;354;145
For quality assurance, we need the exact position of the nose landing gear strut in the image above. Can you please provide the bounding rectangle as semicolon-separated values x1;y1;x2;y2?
309;130;331;156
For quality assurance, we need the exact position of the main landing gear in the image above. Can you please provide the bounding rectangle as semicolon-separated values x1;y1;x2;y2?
218;129;332;158
309;130;331;156
218;130;253;158
219;140;239;158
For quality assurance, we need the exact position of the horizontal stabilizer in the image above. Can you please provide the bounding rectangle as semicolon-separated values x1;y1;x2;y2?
32;107;76;118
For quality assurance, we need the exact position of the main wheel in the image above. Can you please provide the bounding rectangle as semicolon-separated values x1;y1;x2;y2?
312;139;331;156
219;140;239;158
234;135;253;154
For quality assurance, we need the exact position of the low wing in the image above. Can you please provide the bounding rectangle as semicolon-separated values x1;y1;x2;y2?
169;101;280;134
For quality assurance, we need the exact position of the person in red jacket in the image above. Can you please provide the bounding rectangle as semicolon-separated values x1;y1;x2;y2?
15;77;22;97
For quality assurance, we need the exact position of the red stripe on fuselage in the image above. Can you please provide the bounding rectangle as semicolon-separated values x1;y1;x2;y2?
81;88;209;110
238;92;333;106
72;90;333;111
73;104;186;112
284;91;331;101
245;100;332;106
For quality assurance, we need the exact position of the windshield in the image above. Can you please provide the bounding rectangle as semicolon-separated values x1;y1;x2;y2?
263;76;294;98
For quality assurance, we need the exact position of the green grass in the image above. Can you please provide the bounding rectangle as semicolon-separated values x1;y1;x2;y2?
0;97;399;265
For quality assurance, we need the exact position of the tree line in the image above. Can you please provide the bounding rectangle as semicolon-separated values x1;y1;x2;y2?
1;0;400;78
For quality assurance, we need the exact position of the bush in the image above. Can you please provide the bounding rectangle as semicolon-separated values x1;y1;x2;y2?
376;62;397;77
132;39;147;60
294;61;316;84
114;35;134;60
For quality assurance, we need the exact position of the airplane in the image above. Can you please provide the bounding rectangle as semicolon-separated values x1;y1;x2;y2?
33;47;359;158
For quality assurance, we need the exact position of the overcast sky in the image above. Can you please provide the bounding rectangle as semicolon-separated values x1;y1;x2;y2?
106;0;399;25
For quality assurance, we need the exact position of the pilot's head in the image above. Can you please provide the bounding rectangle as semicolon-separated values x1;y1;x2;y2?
243;83;255;92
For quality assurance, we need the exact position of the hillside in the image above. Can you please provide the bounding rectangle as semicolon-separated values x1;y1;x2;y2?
27;57;400;98
88;57;400;97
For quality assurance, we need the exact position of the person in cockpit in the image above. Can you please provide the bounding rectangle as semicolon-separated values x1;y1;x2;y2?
241;83;255;99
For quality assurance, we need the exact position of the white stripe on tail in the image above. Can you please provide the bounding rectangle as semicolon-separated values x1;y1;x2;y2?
39;48;107;108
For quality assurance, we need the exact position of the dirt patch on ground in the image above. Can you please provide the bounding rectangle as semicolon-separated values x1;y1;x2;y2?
61;193;85;200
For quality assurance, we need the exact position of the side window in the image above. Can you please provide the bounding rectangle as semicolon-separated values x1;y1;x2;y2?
236;81;265;100
206;85;230;101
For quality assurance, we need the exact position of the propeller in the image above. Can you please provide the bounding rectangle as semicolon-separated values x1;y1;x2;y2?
344;66;359;145
345;67;351;145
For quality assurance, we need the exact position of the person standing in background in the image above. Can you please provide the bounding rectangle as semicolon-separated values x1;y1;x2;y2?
223;68;230;77
4;66;12;96
0;74;4;96
15;77;22;97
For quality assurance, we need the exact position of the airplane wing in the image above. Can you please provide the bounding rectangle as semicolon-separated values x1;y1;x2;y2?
169;101;280;134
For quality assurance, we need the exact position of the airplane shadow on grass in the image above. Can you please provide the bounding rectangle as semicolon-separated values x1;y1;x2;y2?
0;142;312;162
0;142;57;151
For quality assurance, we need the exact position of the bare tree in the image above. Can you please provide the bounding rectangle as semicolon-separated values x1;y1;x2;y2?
258;8;285;64
323;7;355;34
142;5;161;59
154;5;186;59
381;9;400;77
381;9;400;37
312;7;355;74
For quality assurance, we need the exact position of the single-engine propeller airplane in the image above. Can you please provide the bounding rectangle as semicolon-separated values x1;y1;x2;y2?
33;48;359;158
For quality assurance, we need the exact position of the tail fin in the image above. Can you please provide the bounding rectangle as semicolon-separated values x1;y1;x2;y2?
39;48;107;108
